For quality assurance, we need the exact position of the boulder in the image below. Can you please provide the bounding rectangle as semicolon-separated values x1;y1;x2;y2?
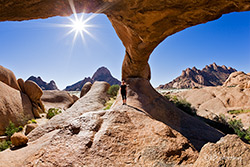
193;135;250;167
17;78;25;93
0;82;34;135
0;65;20;90
71;95;79;102
41;90;75;110
176;87;250;129
223;71;250;89
11;132;28;147
80;82;92;97
24;80;43;102
25;124;38;135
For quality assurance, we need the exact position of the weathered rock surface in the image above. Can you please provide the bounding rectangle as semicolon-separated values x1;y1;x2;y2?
25;123;38;135
0;65;20;90
0;82;34;135
193;135;250;167
27;76;59;90
158;63;237;89
176;86;250;128
65;66;120;91
28;81;111;142
113;78;224;150
80;81;92;97
0;82;199;166
41;90;75;110
11;132;28;147
223;71;250;88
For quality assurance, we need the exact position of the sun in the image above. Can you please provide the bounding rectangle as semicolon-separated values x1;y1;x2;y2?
67;14;90;40
61;0;96;44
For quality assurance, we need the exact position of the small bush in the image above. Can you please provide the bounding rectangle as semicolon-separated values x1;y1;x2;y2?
5;121;19;137
107;85;120;97
46;108;62;119
0;141;11;151
104;98;116;110
228;109;250;114
27;119;37;124
164;95;196;116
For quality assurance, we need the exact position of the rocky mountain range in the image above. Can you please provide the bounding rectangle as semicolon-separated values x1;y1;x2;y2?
27;76;58;90
64;67;120;91
158;63;237;89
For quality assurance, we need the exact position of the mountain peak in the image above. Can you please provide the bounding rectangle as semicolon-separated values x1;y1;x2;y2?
64;67;120;91
92;66;111;80
27;76;59;90
158;63;237;89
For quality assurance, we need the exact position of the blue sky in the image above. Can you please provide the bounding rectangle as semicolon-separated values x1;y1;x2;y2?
0;11;249;89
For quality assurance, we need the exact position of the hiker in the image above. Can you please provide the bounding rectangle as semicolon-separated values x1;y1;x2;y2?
120;80;127;105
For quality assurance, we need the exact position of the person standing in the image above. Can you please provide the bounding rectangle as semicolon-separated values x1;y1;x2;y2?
120;80;127;105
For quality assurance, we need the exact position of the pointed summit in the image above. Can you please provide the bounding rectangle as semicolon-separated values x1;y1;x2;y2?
64;67;120;91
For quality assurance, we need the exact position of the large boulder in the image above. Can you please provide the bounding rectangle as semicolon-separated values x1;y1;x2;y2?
24;80;43;102
41;90;75;110
0;82;34;135
223;71;250;89
193;135;250;167
11;132;28;147
0;65;20;90
23;80;44;118
80;82;92;98
176;87;250;129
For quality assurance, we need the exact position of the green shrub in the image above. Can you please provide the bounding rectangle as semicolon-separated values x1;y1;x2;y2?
107;85;120;97
228;109;250;114
0;141;11;151
46;108;62;119
104;98;116;110
27;119;37;124
5;121;19;137
164;95;196;116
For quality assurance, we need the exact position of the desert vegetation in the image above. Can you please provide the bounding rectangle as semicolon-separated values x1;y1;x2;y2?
46;108;62;119
0;121;23;151
228;109;250;114
107;84;119;97
164;94;196;116
104;85;120;110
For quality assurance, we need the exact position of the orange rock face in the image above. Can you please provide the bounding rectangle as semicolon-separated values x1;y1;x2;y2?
0;65;20;90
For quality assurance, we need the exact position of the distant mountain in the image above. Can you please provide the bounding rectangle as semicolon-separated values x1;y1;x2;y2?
27;76;59;90
64;67;121;91
158;63;237;89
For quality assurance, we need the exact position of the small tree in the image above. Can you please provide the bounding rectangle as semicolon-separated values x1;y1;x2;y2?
107;85;120;97
5;121;19;137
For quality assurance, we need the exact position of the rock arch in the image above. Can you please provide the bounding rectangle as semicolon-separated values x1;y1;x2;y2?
1;0;249;149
